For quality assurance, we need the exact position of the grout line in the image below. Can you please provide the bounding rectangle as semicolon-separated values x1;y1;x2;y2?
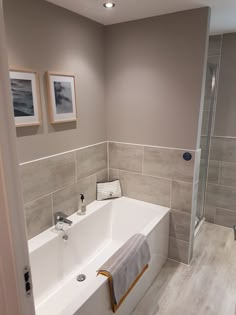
167;236;189;245
171;208;191;217
77;172;97;183
117;169;194;185
24;169;107;206
208;53;221;58
207;182;236;190
24;181;77;206
24;192;53;206
215;206;236;213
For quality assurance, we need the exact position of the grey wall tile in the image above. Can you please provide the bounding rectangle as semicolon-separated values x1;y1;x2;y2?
208;160;220;184
168;237;189;264
201;110;210;136
199;159;206;184
206;184;236;211
109;169;120;181
203;62;215;111
109;142;143;173
53;183;79;218
53;172;103;220
22;143;107;239
76;143;107;180
215;208;236;228
20;152;76;203
208;35;222;56
171;181;193;213
193;149;201;184
119;171;171;207
77;175;97;205
204;205;216;223
96;169;108;183
170;210;191;242
25;195;53;240
219;162;236;188
210;137;236;163
143;147;195;182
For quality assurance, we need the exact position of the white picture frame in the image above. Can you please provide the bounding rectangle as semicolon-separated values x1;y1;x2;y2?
9;69;41;127
46;72;77;124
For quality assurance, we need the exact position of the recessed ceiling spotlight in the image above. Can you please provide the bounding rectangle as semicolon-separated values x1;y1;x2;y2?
103;2;115;9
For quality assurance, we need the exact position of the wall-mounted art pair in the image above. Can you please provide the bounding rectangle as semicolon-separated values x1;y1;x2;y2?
9;69;77;127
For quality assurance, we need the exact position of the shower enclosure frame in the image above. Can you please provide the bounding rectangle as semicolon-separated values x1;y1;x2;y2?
195;62;218;230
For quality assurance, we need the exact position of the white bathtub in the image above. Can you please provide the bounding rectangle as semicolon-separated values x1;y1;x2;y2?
28;197;170;315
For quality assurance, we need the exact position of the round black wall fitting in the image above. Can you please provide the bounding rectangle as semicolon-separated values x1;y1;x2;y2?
183;152;192;161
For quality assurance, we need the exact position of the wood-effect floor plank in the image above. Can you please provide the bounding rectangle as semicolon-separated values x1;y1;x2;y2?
132;223;236;315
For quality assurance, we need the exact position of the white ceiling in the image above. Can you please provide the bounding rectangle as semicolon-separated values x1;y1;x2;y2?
46;0;236;34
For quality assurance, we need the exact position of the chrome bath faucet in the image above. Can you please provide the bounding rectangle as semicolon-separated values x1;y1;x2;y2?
54;212;73;226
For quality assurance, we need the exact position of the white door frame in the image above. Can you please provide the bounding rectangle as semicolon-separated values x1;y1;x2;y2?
0;1;35;314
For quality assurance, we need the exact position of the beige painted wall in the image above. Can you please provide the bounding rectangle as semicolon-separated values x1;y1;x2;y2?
4;0;106;163
214;33;236;137
105;8;210;150
4;1;210;162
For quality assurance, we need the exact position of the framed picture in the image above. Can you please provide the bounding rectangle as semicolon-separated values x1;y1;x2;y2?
46;72;77;123
9;69;41;127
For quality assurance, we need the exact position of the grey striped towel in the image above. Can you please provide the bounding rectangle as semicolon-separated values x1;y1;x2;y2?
97;234;151;312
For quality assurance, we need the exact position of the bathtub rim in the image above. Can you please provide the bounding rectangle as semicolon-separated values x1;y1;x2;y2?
28;199;112;253
28;197;170;254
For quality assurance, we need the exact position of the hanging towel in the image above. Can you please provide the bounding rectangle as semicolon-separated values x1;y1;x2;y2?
97;233;151;312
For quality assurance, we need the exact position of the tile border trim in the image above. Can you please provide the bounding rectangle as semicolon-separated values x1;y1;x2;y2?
20;140;199;166
108;140;198;153
20;141;107;165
